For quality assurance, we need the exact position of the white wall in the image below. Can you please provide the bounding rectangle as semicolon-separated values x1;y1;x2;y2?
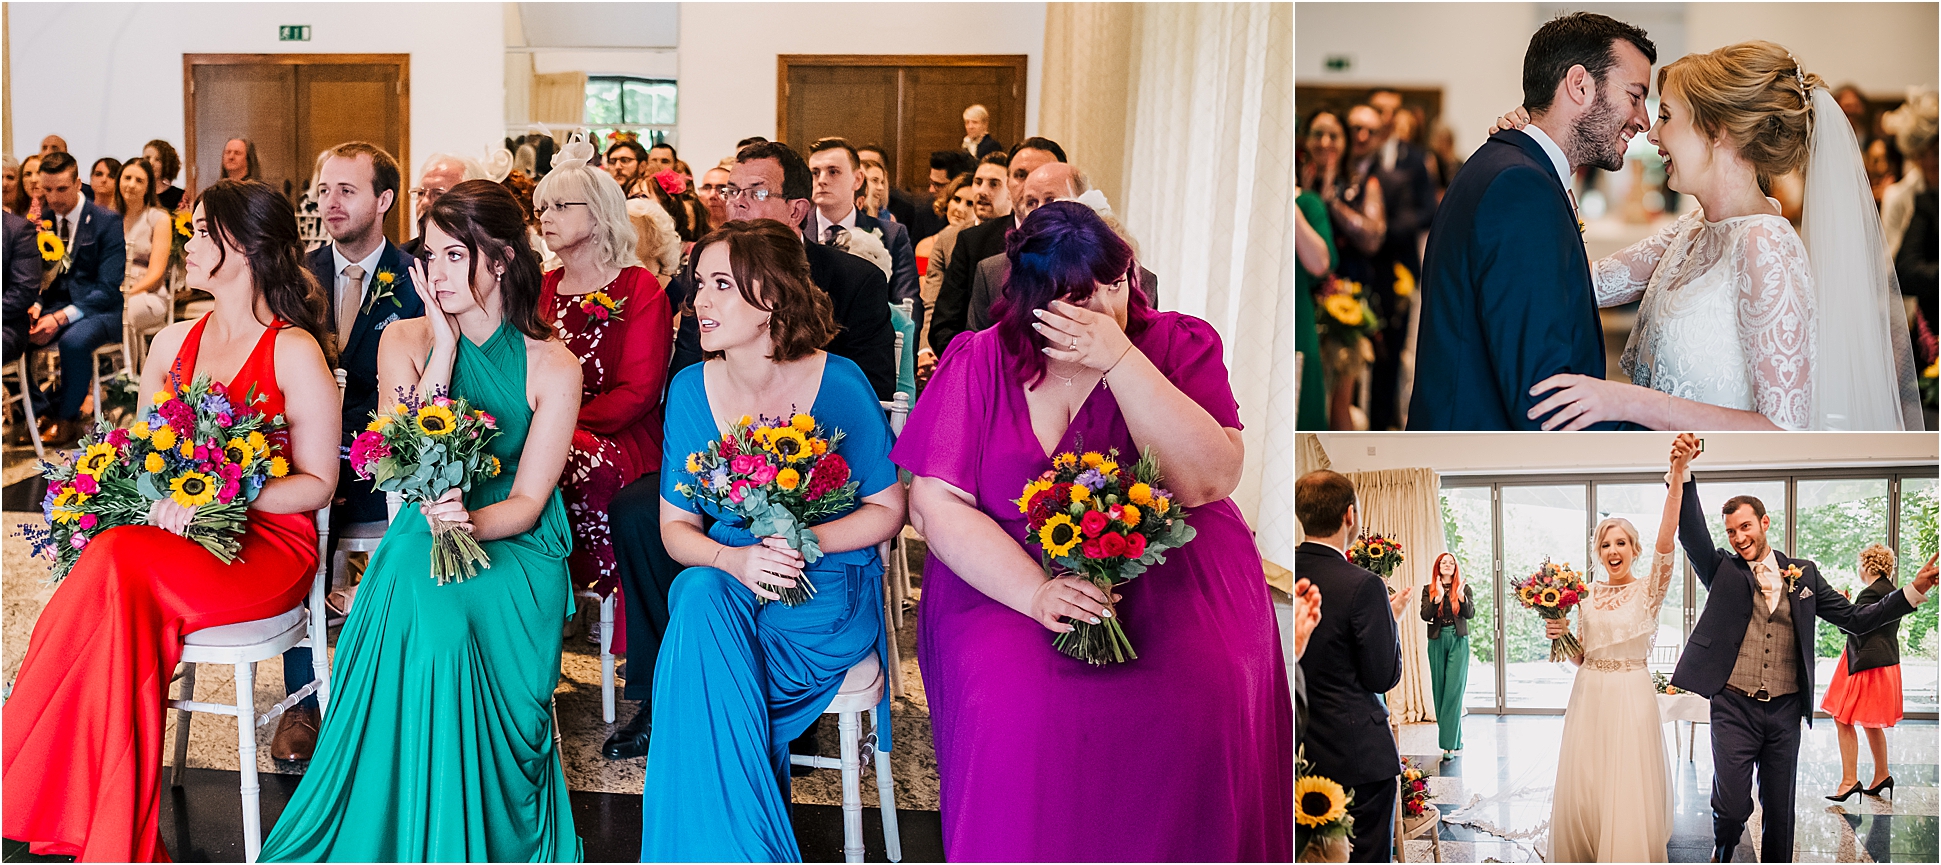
7;3;504;181
1318;433;1939;476
675;2;1046;170
1296;2;1940;157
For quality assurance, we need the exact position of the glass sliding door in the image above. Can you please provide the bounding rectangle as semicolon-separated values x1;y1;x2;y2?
1593;483;1686;674
1898;476;1938;712
1796;478;1891;711
1500;484;1587;710
1441;485;1498;710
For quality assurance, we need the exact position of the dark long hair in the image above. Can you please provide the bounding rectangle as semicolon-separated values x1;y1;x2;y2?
197;180;335;367
425;179;551;341
992;201;1152;388
686;218;836;363
116;157;158;214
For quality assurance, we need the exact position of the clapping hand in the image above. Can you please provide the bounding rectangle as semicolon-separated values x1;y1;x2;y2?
1293;578;1321;661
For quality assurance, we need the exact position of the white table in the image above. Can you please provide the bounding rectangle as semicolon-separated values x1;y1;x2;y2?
1657;692;1711;761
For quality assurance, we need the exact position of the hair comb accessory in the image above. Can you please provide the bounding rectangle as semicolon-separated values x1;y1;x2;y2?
1785;51;1808;96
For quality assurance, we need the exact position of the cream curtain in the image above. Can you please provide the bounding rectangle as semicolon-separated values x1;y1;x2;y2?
1341;467;1446;723
1041;4;1294;576
532;70;587;127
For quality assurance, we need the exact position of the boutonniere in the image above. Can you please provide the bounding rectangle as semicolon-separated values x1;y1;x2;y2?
578;289;625;330
1578;217;1587;236
363;266;404;314
1783;563;1804;595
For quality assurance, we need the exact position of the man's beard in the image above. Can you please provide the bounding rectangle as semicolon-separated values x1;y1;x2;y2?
1570;87;1630;172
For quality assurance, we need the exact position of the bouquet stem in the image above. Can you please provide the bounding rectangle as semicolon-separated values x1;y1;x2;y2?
428;517;491;584
760;572;818;607
1053;576;1138;665
1542;613;1583;663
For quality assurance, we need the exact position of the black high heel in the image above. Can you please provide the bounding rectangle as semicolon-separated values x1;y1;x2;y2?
1865;775;1895;798
1826;781;1866;802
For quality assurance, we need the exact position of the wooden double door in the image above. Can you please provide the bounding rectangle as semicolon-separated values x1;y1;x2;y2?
779;55;1026;193
185;54;410;243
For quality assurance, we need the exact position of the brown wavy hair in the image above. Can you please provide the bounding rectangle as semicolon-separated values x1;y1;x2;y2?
1657;40;1826;194
196;180;335;368
687;219;836;363
424;179;552;341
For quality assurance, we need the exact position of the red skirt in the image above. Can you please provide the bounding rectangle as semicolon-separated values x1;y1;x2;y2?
1820;649;1903;728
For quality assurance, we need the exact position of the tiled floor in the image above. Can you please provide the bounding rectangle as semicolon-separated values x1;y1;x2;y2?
1394;714;1939;863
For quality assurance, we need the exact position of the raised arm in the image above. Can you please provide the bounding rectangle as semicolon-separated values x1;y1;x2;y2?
1670;433;1727;587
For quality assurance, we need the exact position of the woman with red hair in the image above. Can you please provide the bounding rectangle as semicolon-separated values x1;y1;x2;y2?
1421;551;1475;759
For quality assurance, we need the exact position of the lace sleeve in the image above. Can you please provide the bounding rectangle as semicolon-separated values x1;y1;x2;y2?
1735;220;1817;430
1647;550;1676;619
1590;212;1690;307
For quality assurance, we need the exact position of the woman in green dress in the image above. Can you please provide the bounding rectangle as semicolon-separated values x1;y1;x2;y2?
1295;177;1336;430
260;180;586;862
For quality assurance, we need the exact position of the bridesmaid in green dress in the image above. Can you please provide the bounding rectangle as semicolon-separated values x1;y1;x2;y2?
261;181;586;862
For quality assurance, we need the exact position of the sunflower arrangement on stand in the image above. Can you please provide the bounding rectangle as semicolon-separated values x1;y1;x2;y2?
347;386;502;583
22;374;289;581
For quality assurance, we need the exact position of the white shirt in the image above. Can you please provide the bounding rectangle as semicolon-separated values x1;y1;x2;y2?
813;206;860;243
330;242;387;312
1749;547;1927;612
1519;124;1574;190
47;200;86;323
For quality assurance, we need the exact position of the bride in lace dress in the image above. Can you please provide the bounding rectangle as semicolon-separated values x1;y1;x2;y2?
1544;446;1688;862
1494;41;1923;431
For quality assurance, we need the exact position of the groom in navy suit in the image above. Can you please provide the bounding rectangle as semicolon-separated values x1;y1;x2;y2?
1409;13;1655;430
1666;434;1935;862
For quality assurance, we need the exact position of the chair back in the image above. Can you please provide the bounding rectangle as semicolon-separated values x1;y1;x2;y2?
886;305;916;399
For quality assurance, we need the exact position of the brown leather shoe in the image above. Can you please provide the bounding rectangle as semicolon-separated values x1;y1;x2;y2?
270;706;320;762
39;418;82;448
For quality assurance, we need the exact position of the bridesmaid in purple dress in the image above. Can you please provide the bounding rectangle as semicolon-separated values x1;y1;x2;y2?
890;202;1293;861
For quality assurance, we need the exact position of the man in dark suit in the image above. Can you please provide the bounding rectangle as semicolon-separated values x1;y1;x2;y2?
27;152;124;445
1408;13;1656;430
965;163;1159;332
1363;90;1441;430
3;211;41;366
1665;434;1934;863
805;138;923;336
855;144;945;246
276;141;424;763
1295;469;1407;863
928;138;1066;359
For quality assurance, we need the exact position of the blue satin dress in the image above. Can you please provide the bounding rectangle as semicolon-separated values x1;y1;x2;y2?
639;353;895;862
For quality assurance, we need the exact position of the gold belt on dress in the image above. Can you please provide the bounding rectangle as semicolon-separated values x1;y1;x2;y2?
1584;658;1646;672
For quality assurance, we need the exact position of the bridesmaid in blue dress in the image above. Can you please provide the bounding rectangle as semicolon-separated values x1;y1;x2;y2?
641;219;906;862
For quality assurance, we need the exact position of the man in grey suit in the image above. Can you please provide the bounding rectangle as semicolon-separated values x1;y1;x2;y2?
965;162;1158;331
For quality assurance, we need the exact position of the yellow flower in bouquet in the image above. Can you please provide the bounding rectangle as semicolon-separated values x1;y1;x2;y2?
764;427;812;463
151;426;178;452
224;437;255;468
1037;513;1081;557
1296;775;1350;827
170;471;219;507
1324;293;1363;326
77;443;117;477
415;404;457;436
1128;482;1154;505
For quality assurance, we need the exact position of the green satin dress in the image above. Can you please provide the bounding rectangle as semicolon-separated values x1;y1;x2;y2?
261;321;582;862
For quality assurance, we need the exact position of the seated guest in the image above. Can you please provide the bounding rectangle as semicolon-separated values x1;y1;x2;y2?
605;138;649;198
40;135;69;156
114;158;176;366
3;211;41;364
915;173;975;367
696;165;731;227
645;141;677;177
669;140;895;401
928;149;977;195
19;154;43;219
648;169;709;243
143;139;185;212
26;151;125;446
962;103;1003;158
400;153;485;260
892;201;1291;860
3;180;340;862
967;163;1158;332
1295;469;1405;862
857;143;943;243
258;180;583;860
806;137;920;334
628;192;685;285
221;137;259;181
4;155;27;216
639;218;904;860
274;141;424;763
89;157;122;211
532;142;672;638
922;153;1008;368
928;138;1065;358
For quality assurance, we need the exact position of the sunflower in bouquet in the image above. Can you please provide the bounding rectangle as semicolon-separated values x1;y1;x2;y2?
1296;746;1355;860
1012;446;1196;665
1349;532;1404;578
1513;557;1587;662
21;375;289;581
675;412;861;606
1315;276;1380;349
347;387;503;584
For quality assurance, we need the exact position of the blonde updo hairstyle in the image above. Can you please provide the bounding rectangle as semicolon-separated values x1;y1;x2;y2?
1858;543;1896;580
1656;40;1826;194
1594;516;1642;573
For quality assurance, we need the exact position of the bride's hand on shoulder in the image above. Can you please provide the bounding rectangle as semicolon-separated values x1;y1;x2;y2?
1529;375;1640;431
1487;106;1532;136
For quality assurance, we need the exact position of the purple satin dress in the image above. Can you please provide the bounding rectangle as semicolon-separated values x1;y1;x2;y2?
891;313;1293;862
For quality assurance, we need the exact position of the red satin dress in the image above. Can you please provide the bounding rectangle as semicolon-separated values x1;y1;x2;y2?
3;315;320;862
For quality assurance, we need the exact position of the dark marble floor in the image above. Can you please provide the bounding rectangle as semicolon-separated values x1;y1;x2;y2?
0;766;942;863
1395;715;1939;862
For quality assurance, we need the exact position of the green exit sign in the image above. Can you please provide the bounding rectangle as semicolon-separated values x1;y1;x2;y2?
1325;55;1353;73
279;25;310;41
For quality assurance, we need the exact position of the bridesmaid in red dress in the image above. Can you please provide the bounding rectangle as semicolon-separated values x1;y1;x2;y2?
3;180;342;862
533;157;673;660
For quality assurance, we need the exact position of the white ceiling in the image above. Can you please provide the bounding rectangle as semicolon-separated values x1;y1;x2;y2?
514;2;679;48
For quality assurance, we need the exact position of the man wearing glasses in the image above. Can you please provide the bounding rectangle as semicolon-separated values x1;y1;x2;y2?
399;153;484;260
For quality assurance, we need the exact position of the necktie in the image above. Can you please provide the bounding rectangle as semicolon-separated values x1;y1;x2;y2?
1753;562;1775;612
57;215;70;247
825;224;849;252
338;264;365;344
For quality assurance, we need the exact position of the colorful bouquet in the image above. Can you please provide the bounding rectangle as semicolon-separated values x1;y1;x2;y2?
1296;746;1355;861
576;289;625;330
1349;532;1404;577
674;413;860;606
1315;276;1380;348
23;374;290;581
1013;446;1196;665
347;388;502;584
1400;757;1433;820
1513;557;1587;662
1652;670;1683;695
169;209;192;270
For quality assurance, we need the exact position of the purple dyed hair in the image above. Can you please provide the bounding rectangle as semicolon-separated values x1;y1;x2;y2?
991;201;1153;387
